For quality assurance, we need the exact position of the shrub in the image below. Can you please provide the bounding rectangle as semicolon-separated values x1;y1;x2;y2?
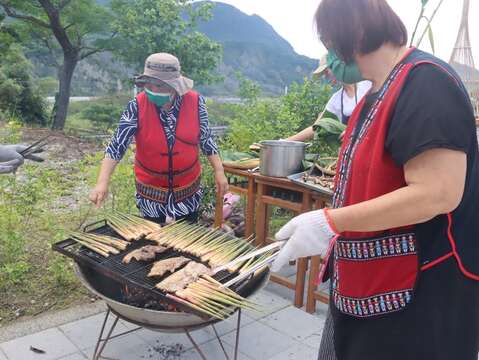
0;44;46;126
81;103;123;132
222;76;333;152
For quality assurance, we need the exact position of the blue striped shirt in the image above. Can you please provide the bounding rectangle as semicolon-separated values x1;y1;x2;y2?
105;93;219;219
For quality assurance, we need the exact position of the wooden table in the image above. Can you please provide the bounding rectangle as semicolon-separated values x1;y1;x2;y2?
254;173;331;308
215;165;332;312
214;165;256;237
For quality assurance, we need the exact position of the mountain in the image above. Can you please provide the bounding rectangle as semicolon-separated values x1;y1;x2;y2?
196;2;294;52
29;1;317;97
196;2;317;95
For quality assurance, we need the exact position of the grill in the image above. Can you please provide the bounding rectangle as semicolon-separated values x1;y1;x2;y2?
53;219;270;360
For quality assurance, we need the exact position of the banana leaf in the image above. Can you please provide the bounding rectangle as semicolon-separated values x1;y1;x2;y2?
221;150;258;163
312;117;346;135
303;156;337;170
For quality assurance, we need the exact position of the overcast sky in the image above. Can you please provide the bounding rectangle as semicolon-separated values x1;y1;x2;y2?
213;0;479;65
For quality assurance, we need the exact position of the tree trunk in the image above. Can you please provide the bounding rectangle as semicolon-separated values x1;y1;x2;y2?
51;53;77;130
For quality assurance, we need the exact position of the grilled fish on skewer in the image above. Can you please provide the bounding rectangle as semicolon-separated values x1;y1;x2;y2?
156;262;211;293
148;256;191;277
122;245;168;264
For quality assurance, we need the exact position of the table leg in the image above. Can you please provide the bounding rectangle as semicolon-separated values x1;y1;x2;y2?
314;199;326;210
254;182;267;247
294;257;308;308
245;178;256;237
292;192;313;308
214;191;223;228
306;256;322;313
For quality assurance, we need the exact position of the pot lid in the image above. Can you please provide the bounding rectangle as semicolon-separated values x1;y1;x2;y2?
259;140;308;147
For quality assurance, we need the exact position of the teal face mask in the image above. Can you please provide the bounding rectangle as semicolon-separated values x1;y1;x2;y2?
144;88;172;107
326;50;364;84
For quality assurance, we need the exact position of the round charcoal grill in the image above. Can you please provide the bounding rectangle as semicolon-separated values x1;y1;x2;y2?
75;264;268;360
75;264;215;331
53;220;270;360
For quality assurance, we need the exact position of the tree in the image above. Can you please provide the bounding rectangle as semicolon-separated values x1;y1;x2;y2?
0;0;114;129
0;14;46;125
281;77;332;131
109;0;222;85
0;13;15;52
235;72;262;103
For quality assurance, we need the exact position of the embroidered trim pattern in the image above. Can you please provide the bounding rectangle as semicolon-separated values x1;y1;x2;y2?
333;289;413;318
336;233;416;261
136;177;201;203
332;232;418;317
333;63;407;209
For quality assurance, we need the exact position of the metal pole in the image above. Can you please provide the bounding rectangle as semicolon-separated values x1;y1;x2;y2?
212;324;230;360
185;329;208;360
94;313;120;360
234;309;242;360
92;309;111;360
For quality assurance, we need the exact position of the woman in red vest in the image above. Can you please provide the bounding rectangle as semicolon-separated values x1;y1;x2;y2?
272;0;479;359
89;53;228;224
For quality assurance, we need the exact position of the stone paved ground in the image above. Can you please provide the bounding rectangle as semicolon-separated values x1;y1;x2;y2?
0;283;329;360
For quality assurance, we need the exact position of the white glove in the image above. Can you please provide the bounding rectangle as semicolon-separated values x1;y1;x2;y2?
0;145;24;174
0;144;44;174
271;209;337;272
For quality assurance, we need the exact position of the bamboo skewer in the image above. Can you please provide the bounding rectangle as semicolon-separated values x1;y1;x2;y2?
146;219;258;268
213;241;283;274
70;232;129;250
179;291;232;317
70;238;110;257
221;253;279;288
107;212;162;241
83;213;268;318
167;294;224;320
70;232;127;254
161;269;261;319
72;236;120;255
187;285;257;311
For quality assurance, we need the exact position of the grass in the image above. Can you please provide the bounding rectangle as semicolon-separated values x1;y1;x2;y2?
0;118;220;324
0;121;139;325
0;155;94;323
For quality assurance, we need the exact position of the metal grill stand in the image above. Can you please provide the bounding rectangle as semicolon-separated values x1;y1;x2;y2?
92;307;243;360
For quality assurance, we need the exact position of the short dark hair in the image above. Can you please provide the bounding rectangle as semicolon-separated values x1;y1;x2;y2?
315;0;408;63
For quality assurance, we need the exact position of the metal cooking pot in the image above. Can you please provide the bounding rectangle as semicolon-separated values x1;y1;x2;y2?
259;140;309;177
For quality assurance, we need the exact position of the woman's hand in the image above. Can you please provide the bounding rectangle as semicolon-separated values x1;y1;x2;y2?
89;158;118;208
214;170;229;197
89;182;109;208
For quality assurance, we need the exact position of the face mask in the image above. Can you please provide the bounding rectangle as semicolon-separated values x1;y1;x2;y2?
144;88;172;107
326;50;364;84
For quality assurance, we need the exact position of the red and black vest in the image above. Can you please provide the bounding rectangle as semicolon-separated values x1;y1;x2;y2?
134;91;201;204
329;48;479;319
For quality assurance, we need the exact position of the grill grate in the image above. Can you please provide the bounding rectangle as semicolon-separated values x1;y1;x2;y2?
52;220;268;318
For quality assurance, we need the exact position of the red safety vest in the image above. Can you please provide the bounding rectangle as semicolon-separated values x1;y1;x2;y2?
134;91;201;203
